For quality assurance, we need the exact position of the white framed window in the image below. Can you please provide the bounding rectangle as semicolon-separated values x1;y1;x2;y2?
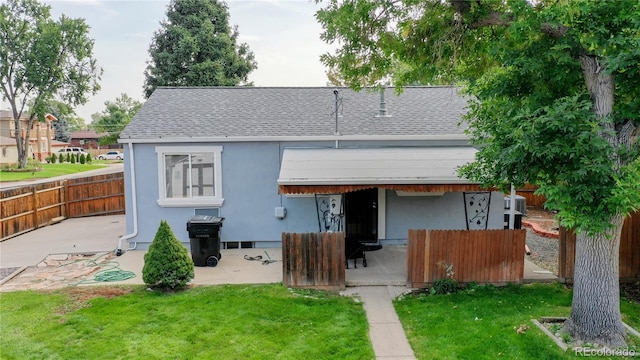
156;146;223;207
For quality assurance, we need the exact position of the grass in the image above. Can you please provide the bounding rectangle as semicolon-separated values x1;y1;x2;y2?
0;163;107;182
394;283;640;360
0;284;374;360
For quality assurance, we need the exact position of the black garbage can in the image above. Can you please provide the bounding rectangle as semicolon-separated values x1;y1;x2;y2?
187;215;224;267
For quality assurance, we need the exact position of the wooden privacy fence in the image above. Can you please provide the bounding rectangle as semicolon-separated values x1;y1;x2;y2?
282;232;345;291
407;229;526;288
558;212;640;283
0;172;125;241
515;185;546;208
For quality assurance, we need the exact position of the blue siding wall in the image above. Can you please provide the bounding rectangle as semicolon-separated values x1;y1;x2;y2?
122;141;504;250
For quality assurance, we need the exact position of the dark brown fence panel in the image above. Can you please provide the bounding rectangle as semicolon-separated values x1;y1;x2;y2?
66;173;125;218
407;229;526;288
515;185;547;208
558;212;640;283
282;232;345;291
1;172;125;241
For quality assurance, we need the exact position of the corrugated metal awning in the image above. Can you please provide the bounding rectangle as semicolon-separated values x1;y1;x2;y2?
277;147;483;194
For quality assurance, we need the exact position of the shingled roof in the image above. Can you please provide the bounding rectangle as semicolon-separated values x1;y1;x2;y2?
120;86;469;141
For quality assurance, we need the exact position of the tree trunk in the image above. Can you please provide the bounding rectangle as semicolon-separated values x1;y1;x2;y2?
564;55;627;348
563;214;626;348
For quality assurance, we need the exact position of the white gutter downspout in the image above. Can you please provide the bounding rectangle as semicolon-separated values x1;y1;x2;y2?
116;142;138;256
509;184;516;230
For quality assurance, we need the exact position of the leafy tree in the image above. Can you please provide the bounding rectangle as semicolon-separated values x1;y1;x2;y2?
143;0;257;98
46;100;74;142
91;93;142;145
318;0;640;348
0;0;101;168
142;220;195;290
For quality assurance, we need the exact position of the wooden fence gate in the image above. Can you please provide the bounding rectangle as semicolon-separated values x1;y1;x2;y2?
0;172;125;241
282;232;345;291
407;229;526;288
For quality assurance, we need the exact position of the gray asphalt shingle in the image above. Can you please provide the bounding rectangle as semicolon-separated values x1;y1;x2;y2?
120;86;469;139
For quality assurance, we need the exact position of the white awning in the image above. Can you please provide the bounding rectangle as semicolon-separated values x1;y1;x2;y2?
277;147;478;186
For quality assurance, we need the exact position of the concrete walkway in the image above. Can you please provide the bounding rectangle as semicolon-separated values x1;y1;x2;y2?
343;286;417;360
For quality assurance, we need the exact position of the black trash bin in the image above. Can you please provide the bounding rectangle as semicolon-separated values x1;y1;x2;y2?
187;215;224;267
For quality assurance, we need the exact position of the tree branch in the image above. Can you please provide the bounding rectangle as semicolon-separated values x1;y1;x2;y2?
468;11;513;29
540;23;569;38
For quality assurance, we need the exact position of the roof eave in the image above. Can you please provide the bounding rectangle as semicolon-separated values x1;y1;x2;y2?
118;134;470;144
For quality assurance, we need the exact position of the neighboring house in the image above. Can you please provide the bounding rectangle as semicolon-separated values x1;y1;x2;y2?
0;110;58;164
118;86;506;252
69;130;108;150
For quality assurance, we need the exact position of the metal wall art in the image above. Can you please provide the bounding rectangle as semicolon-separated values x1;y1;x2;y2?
463;192;491;230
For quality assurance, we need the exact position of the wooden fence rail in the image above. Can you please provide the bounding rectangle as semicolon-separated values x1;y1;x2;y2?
282;232;345;291
558;212;640;283
407;229;526;288
0;172;125;241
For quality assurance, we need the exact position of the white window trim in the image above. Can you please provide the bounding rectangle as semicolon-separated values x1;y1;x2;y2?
156;145;223;207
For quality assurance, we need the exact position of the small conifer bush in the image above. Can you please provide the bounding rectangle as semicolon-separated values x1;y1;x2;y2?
59;153;64;163
70;154;76;163
86;153;92;163
79;153;86;164
49;154;56;163
142;220;195;290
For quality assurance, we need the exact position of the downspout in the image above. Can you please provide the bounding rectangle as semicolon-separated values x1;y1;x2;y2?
116;142;138;256
334;89;339;148
508;184;515;230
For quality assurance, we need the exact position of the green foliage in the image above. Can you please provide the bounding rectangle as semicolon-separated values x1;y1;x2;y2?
47;100;75;142
431;278;459;295
79;153;85;164
48;154;56;164
85;153;92;163
91;93;141;145
70;154;76;164
143;0;257;98
318;0;640;235
142;220;195;290
58;153;64;163
0;0;101;168
430;263;459;295
65;153;71;163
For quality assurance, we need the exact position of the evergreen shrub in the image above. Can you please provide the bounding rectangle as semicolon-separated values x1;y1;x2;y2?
142;220;195;290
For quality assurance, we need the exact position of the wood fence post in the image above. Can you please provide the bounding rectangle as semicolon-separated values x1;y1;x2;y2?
32;186;38;229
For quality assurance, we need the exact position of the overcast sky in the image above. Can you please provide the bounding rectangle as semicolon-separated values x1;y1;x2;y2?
2;0;334;122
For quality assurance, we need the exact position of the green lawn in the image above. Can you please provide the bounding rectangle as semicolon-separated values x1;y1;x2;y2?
0;284;374;360
0;163;107;182
395;283;640;360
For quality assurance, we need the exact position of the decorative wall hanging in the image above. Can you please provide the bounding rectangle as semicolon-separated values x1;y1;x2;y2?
315;194;344;232
463;192;491;230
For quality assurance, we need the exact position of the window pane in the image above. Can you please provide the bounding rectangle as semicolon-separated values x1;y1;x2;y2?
190;153;215;196
165;154;189;198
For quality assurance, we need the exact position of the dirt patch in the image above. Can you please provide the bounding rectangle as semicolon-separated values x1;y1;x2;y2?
621;282;640;304
51;286;136;315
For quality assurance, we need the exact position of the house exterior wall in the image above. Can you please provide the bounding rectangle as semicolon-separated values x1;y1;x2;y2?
0;143;19;165
123;140;502;250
